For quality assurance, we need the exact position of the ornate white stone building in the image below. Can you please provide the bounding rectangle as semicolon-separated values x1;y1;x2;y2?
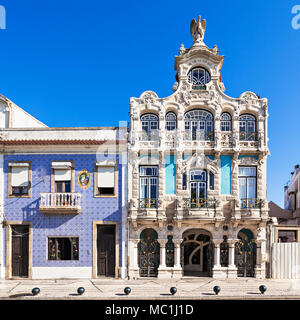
127;16;270;279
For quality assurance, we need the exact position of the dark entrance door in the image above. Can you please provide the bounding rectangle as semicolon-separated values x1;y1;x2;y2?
97;225;115;277
12;225;29;278
235;239;256;277
138;229;160;277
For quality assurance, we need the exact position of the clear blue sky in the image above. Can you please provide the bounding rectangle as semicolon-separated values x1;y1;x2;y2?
0;0;300;207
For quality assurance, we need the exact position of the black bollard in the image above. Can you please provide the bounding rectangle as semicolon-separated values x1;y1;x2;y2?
213;286;221;295
170;287;177;295
32;287;40;296
124;287;131;295
77;287;85;295
259;285;267;294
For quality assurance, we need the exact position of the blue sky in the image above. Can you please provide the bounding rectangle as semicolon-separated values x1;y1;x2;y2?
0;0;300;206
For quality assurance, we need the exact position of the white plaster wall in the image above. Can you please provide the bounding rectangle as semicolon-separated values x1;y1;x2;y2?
3;128;118;141
11;105;47;128
32;267;92;279
0;103;9;128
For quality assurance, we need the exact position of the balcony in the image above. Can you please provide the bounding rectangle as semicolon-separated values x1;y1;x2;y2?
138;198;158;209
240;198;262;209
239;132;259;148
39;192;82;214
140;130;159;141
183;198;216;209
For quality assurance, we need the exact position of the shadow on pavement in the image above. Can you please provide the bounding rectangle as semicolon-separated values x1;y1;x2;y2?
9;293;33;298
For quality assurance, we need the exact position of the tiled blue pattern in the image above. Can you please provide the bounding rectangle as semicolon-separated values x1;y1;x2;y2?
3;154;123;268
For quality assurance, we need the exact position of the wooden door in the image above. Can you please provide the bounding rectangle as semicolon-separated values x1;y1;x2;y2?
97;225;115;277
12;225;29;278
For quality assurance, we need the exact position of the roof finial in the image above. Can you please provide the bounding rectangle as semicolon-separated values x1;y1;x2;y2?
190;16;206;45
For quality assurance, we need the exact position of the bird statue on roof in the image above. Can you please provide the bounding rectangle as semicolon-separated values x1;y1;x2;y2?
190;16;206;44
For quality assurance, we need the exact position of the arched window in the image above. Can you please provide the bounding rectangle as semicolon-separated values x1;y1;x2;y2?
220;112;232;131
140;113;158;141
165;112;177;131
239;114;257;141
184;109;214;141
188;67;210;86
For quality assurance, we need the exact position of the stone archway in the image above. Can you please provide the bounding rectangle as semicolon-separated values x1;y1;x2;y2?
182;229;214;277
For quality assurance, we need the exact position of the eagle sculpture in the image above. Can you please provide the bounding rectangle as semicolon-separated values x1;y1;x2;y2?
190;16;206;44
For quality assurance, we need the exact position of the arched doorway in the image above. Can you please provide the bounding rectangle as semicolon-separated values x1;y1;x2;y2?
182;229;214;277
138;228;160;277
235;229;257;277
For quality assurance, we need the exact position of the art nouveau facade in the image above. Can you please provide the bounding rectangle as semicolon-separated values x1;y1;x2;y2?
127;17;270;279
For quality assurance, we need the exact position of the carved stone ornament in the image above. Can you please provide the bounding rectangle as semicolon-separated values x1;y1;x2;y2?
139;91;159;109
179;153;220;174
190;16;206;44
239;91;259;107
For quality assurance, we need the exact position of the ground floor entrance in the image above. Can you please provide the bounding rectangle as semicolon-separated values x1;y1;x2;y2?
97;225;116;277
182;229;214;277
11;225;29;278
128;223;266;279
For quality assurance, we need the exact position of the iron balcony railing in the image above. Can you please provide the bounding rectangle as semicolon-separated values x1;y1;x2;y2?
183;198;216;209
140;130;159;141
40;192;82;209
184;130;214;142
239;131;258;141
240;198;261;209
139;198;158;209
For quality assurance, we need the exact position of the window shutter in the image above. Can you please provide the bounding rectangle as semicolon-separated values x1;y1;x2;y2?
97;167;115;188
11;167;29;187
54;169;71;181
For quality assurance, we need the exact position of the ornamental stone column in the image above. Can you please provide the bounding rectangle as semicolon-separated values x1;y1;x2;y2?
157;239;170;279
158;239;167;268
212;240;223;279
227;239;238;278
254;240;263;279
172;239;183;278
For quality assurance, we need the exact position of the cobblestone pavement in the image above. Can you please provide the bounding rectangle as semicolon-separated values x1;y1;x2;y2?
1;277;300;299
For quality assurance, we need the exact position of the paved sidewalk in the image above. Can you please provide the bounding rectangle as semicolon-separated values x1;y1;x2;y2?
1;278;300;299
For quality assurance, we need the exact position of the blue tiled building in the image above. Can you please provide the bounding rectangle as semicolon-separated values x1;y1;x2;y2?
0;127;127;279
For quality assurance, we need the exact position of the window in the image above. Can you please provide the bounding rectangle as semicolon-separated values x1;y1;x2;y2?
141;114;159;140
220;112;232;132
239;114;256;141
165;112;177;131
48;237;79;260
96;165;116;196
52;162;73;193
190;170;207;200
8;162;31;197
209;172;214;190
139;166;158;208
183;172;187;190
238;166;257;208
184;109;214;141
278;230;297;243
187;67;210;88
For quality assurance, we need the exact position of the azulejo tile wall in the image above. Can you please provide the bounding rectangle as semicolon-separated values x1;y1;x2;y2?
3;153;123;268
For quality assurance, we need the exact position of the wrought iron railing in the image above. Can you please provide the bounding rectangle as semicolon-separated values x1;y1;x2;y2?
240;198;261;209
140;130;159;141
184;131;214;141
183;198;216;209
139;198;158;209
40;192;82;208
239;132;258;141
